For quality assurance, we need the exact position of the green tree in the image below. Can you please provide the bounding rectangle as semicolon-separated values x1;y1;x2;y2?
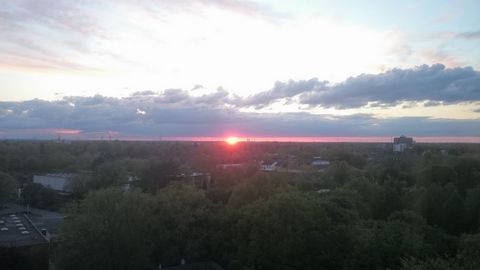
354;211;432;270
89;161;128;190
230;191;358;270
441;190;466;235
228;173;286;208
323;161;362;188
150;184;214;267
413;184;450;227
420;164;457;186
0;172;17;207
453;157;480;194
55;189;155;270
22;183;62;210
464;186;480;232
401;233;480;270
141;160;179;192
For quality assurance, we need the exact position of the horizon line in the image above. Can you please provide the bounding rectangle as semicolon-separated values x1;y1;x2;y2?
1;136;479;143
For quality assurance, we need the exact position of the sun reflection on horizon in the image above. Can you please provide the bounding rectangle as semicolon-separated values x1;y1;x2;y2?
225;136;239;145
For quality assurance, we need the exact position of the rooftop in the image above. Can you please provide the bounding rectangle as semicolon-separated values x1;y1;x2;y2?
41;173;77;178
0;204;64;243
0;213;47;247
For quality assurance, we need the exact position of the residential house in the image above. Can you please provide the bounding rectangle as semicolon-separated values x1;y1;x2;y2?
260;161;278;172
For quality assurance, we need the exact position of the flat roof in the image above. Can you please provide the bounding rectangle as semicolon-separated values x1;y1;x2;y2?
0;213;47;247
0;204;63;246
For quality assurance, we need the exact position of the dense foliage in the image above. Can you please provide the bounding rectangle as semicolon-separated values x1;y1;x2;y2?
0;140;480;269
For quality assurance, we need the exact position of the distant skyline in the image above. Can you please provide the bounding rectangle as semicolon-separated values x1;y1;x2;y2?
0;0;479;139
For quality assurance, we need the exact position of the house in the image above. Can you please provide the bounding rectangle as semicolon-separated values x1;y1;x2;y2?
123;175;141;191
317;189;331;194
393;135;414;153
311;157;330;168
260;161;278;171
33;173;77;194
216;163;246;169
311;157;330;172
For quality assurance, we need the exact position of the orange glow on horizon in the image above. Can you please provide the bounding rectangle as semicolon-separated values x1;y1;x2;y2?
226;136;239;145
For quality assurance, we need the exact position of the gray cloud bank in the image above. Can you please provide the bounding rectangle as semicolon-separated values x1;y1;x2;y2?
124;64;480;110
241;64;480;109
0;99;479;139
1;64;479;138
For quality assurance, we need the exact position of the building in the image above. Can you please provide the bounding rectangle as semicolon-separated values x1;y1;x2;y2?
216;163;246;169
123;175;141;191
317;189;331;194
393;135;414;153
260;161;278;172
0;204;63;245
0;213;47;248
0;204;64;270
311;157;330;170
311;157;330;172
33;173;77;194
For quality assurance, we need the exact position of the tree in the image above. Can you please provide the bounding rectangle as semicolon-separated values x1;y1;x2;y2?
344;178;381;218
464;186;480;232
453;157;480;194
323;161;362;188
67;173;92;200
141;160;179;192
441;190;466;235
230;191;359;270
89;161;128;190
420;164;457;186
22;183;62;210
413;184;450;227
354;211;432;270
55;189;155;270
0;172;17;207
150;183;215;266
400;233;480;270
228;173;286;207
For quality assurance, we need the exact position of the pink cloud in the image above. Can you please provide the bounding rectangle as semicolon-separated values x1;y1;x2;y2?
52;129;83;135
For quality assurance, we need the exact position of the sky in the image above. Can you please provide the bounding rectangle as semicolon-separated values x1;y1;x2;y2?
0;0;479;140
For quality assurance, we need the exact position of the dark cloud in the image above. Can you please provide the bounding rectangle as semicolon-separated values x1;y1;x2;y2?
295;64;479;109
140;88;238;107
195;87;237;107
1;94;479;139
155;89;191;104
240;78;328;108
231;64;479;110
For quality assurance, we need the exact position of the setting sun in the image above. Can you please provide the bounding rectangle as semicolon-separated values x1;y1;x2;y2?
226;136;239;145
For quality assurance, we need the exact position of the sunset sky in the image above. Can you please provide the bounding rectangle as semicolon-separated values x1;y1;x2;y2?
0;0;479;139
